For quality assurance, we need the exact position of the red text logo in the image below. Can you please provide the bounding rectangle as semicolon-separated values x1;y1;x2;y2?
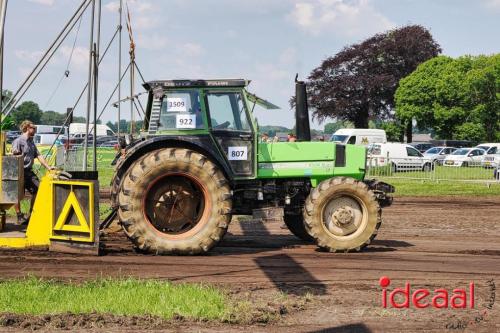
380;276;474;309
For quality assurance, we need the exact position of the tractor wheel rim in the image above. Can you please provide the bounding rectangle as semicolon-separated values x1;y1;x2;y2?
143;173;207;236
322;194;364;238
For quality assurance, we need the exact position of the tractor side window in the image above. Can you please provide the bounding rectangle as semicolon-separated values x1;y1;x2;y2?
206;92;251;131
158;90;204;130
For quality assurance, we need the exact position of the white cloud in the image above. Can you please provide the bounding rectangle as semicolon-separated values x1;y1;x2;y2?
288;0;394;37
484;0;500;8
179;43;204;57
105;0;158;31
136;33;168;50
14;50;44;63
59;46;90;69
28;0;55;6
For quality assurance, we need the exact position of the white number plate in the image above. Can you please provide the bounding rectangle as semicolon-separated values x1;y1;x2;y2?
228;146;248;160
176;114;196;129
166;97;187;112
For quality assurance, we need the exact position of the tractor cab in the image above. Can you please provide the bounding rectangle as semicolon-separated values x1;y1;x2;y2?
141;79;279;179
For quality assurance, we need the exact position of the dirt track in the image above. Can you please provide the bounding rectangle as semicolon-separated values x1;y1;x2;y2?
0;196;499;332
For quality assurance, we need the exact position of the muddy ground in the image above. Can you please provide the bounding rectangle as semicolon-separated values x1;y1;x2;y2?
0;196;498;332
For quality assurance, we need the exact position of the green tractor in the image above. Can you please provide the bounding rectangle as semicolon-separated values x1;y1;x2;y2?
110;78;394;255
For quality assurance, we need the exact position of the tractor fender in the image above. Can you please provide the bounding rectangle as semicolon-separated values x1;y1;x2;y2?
111;135;233;206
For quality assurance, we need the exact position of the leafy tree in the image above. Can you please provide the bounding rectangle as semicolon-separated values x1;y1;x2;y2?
381;121;405;142
454;122;486;143
40;110;66;125
307;25;440;137
106;121;117;132
396;54;499;142
12;101;43;125
324;121;354;134
73;116;86;123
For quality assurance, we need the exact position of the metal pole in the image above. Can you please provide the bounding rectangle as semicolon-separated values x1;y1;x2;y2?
92;43;97;171
0;0;7;86
83;0;95;171
0;0;7;138
92;0;100;171
118;0;122;138
130;58;134;135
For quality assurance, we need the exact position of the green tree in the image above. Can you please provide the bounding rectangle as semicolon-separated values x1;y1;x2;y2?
12;101;43;125
454;122;486;143
395;54;500;142
381;121;404;142
40;111;66;125
323;121;354;134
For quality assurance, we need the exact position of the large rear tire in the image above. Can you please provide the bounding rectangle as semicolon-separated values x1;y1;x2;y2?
283;213;314;242
303;177;381;252
117;148;232;255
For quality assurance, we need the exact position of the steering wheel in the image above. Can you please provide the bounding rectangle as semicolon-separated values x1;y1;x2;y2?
214;121;230;129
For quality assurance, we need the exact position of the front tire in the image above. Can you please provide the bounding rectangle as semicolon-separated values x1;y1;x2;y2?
303;177;381;252
117;148;232;255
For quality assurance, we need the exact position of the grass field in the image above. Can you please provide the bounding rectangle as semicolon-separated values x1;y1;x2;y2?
0;277;227;320
380;178;500;196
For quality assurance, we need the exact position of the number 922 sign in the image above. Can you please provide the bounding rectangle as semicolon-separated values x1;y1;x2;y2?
228;146;248;160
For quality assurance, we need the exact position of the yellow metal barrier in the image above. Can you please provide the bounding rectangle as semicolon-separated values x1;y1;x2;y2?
0;171;98;252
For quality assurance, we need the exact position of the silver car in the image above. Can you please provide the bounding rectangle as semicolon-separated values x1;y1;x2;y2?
423;146;457;166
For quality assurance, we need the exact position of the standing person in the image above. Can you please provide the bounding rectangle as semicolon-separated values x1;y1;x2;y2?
287;133;297;142
11;120;55;225
261;132;271;143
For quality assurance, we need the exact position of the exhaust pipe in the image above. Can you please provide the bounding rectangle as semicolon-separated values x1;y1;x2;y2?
295;74;311;142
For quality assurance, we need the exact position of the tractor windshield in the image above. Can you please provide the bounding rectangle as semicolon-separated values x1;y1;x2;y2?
206;92;251;131
158;90;204;130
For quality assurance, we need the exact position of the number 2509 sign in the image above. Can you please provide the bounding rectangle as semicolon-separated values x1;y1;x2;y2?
228;146;248;160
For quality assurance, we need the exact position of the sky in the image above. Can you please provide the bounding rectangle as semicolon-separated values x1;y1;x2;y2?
3;0;500;130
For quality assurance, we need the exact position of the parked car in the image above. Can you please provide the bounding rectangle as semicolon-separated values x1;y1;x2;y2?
430;139;474;148
368;142;433;172
443;148;485;167
95;135;117;145
6;130;21;143
475;143;500;155
330;128;387;146
483;153;500;168
423;146;457;165
410;142;435;153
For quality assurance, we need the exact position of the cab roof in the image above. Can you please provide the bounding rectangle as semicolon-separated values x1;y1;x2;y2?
143;79;249;90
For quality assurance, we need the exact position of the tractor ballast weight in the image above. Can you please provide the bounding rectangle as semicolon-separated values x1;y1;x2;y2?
111;79;394;255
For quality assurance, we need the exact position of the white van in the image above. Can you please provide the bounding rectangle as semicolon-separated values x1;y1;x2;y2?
368;142;432;172
69;123;115;136
330;129;387;146
475;143;500;155
34;133;66;145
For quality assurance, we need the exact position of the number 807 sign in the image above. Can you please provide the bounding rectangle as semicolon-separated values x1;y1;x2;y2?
228;146;248;160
